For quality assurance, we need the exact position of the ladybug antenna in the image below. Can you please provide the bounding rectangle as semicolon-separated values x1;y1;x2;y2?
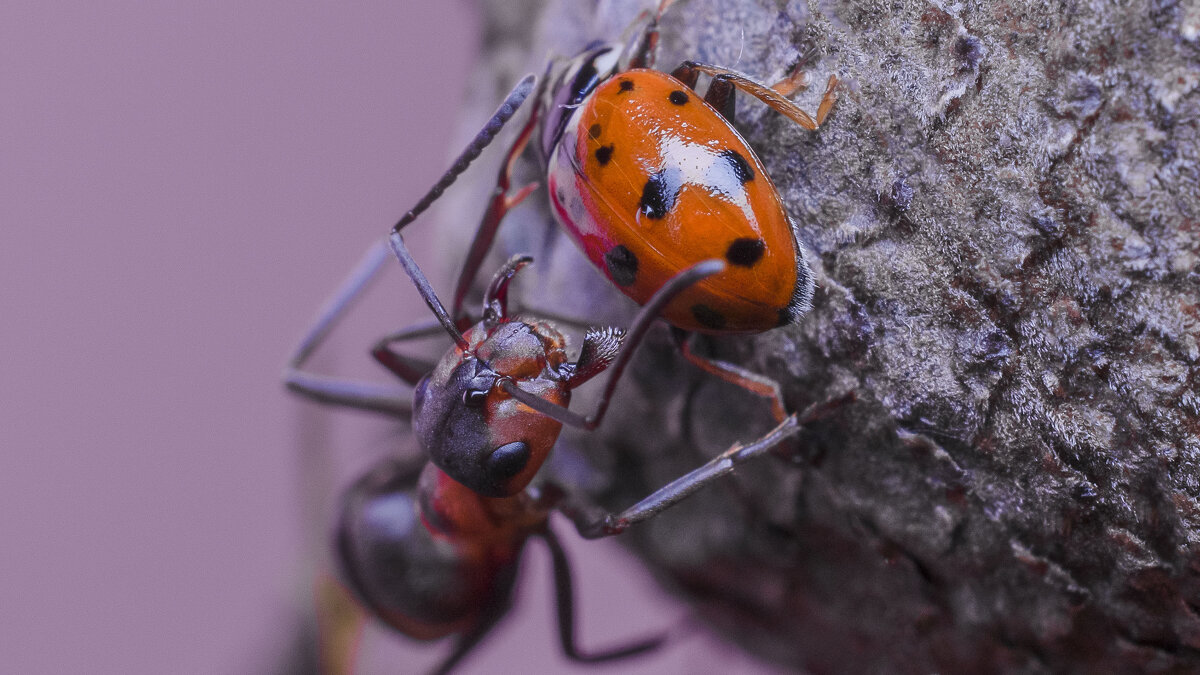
483;254;534;327
392;74;537;234
388;232;468;349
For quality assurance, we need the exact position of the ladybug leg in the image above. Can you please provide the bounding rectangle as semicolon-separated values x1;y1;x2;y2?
702;74;737;124
670;328;786;423
621;0;678;69
671;66;735;123
669;62;699;88
564;395;852;539
540;526;668;662
284;240;412;416
676;61;838;130
500;260;727;430
449;105;541;321
390;74;536;235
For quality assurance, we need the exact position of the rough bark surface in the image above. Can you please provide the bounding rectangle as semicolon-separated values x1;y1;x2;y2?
448;0;1200;672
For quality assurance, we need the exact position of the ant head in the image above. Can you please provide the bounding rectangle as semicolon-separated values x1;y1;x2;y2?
403;249;572;498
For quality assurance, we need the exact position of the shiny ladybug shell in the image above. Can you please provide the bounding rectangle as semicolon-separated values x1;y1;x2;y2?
546;69;813;334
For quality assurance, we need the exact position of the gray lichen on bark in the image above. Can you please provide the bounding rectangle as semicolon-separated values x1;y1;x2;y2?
453;0;1200;671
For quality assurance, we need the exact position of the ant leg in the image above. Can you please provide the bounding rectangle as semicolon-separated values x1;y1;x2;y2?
428;599;511;675
391;74;536;235
672;61;838;130
560;395;853;539
670;328;787;423
540;525;668;662
283;240;411;417
500;259;727;430
449;103;540;321
370;318;451;386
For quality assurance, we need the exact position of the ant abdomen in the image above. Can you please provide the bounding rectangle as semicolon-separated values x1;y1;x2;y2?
335;459;522;640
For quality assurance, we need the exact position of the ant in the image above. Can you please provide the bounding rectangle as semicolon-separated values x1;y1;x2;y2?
283;119;837;675
284;2;847;671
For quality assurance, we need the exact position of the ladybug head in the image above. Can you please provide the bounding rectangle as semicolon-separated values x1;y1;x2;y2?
539;43;622;161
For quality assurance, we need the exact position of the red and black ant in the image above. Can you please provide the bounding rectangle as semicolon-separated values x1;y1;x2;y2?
284;4;847;672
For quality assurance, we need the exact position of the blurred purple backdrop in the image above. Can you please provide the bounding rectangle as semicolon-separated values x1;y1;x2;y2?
0;1;783;673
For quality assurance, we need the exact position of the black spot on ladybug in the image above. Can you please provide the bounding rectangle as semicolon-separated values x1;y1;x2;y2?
691;304;726;331
595;144;614;166
669;90;689;105
588;123;602;139
618;79;634;92
604;245;638;287
725;238;766;267
638;169;678;220
719;149;754;183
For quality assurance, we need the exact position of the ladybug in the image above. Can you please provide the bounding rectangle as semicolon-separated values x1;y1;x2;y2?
394;0;838;338
390;0;838;420
541;59;836;334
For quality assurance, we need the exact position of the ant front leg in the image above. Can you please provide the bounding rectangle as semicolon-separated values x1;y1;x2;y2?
560;394;853;539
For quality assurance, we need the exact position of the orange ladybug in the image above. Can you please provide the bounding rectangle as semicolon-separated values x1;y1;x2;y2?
389;0;838;419
536;3;837;333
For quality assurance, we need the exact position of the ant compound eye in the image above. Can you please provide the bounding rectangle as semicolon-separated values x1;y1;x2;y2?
462;387;489;408
485;442;530;482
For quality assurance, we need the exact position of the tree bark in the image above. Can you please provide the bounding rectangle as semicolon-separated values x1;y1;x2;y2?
455;0;1200;671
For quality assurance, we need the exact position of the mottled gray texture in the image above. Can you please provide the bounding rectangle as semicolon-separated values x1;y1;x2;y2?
451;0;1200;671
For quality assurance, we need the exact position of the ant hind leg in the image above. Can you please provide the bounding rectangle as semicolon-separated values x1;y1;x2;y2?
540;526;667;662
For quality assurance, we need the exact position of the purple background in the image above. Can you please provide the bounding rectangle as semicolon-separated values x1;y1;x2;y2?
0;1;780;673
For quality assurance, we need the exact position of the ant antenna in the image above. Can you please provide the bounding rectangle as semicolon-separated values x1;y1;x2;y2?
388;232;468;349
